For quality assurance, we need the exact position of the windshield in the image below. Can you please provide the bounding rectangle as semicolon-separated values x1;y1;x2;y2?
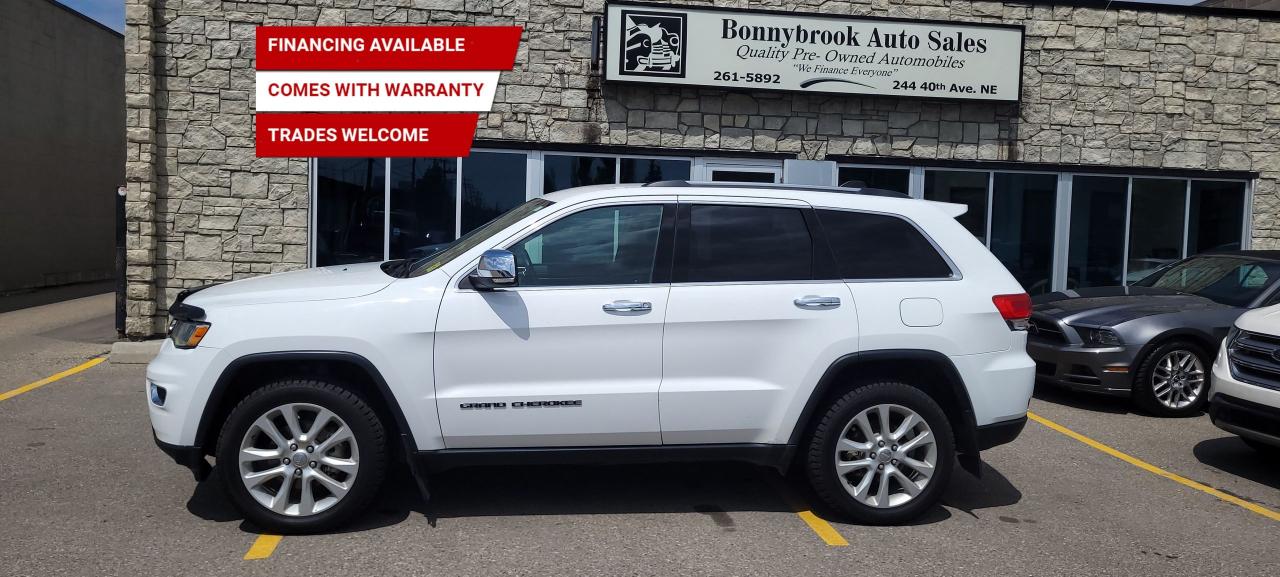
404;198;554;278
1133;254;1280;307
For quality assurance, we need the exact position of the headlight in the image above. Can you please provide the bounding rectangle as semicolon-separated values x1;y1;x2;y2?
1079;327;1122;347
168;319;210;349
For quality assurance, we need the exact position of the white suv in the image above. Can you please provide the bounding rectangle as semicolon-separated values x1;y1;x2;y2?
147;182;1034;532
1210;303;1280;454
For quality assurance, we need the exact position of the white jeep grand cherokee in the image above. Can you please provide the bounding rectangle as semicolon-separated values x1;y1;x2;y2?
148;181;1034;533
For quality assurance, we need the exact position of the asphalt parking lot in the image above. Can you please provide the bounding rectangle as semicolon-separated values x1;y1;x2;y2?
1;295;1277;576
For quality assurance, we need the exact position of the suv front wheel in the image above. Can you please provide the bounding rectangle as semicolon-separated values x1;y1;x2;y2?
806;382;955;525
216;379;388;533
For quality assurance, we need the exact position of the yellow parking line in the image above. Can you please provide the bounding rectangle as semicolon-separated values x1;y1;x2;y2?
1028;411;1280;523
0;356;106;402
764;475;849;546
244;534;282;560
795;509;849;546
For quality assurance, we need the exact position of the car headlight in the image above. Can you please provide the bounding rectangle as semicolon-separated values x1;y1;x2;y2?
1079;327;1122;347
168;319;210;349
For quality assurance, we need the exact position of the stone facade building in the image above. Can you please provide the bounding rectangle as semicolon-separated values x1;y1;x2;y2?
123;0;1279;337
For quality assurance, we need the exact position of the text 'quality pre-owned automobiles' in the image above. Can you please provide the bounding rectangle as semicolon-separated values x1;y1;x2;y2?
147;181;1035;533
1027;252;1280;416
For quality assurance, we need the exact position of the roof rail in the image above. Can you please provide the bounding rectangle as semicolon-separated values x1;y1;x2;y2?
641;180;910;198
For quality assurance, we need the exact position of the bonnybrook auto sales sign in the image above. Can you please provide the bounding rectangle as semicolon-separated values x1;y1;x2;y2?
603;1;1023;102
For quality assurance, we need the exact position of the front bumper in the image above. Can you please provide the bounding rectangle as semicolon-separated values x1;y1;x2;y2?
1209;349;1280;448
153;430;210;481
1027;338;1139;396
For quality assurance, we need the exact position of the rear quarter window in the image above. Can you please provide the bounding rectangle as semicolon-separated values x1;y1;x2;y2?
817;209;954;280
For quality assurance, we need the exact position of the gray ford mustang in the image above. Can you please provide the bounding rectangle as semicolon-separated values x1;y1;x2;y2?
1027;251;1280;417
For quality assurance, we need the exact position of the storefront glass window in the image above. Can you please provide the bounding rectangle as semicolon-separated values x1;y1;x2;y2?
924;170;989;243
1127;178;1187;284
462;151;528;234
1188;180;1246;254
837;166;910;194
543;154;616;193
316;158;386;266
389;158;457;260
990;173;1057;294
1068;176;1128;288
620;158;691;183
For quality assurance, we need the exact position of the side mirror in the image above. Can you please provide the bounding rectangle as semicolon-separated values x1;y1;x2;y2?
468;249;518;291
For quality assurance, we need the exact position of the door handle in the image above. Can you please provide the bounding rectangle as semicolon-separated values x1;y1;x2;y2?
794;296;841;308
603;300;652;313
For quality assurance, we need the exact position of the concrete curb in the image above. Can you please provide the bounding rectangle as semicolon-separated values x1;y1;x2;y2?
109;340;163;365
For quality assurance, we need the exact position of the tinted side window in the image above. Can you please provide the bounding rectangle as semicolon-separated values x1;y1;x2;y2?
817;209;953;279
685;205;812;282
509;204;665;287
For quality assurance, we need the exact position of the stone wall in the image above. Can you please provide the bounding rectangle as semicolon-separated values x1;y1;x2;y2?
124;0;1280;336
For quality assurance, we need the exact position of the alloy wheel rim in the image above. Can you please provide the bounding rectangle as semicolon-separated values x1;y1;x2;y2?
1152;350;1205;410
833;403;937;509
238;403;359;517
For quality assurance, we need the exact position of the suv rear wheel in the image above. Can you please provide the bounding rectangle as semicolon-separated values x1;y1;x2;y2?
216;379;388;533
805;382;954;525
1133;340;1209;417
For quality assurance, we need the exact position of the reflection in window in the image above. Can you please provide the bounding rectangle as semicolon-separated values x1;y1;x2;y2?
837;167;910;194
817;209;952;279
543;155;616;193
510;205;664;287
389;158;457;260
924;170;990;243
1068;176;1128;288
990;173;1057;294
316;158;386;266
620;158;691;183
685;205;812;282
1127;178;1186;284
462;152;527;235
1189;180;1246;254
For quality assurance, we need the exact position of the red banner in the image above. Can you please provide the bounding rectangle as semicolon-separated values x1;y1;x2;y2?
255;113;479;157
256;26;522;71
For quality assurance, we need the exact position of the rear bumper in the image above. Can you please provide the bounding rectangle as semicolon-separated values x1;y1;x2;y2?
976;416;1027;450
153;429;210;482
1027;339;1138;396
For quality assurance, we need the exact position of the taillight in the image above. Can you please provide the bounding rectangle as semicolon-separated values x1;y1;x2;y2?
992;293;1032;330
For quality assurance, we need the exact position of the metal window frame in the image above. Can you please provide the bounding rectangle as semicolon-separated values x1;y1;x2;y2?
694;157;784;182
920;167;996;246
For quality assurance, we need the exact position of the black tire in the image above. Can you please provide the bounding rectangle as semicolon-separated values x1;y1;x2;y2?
805;381;955;525
216;379;388;534
1241;437;1280;457
1132;340;1210;417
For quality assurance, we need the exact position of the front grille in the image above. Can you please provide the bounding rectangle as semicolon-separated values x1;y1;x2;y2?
1228;331;1280;390
1028;315;1068;344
